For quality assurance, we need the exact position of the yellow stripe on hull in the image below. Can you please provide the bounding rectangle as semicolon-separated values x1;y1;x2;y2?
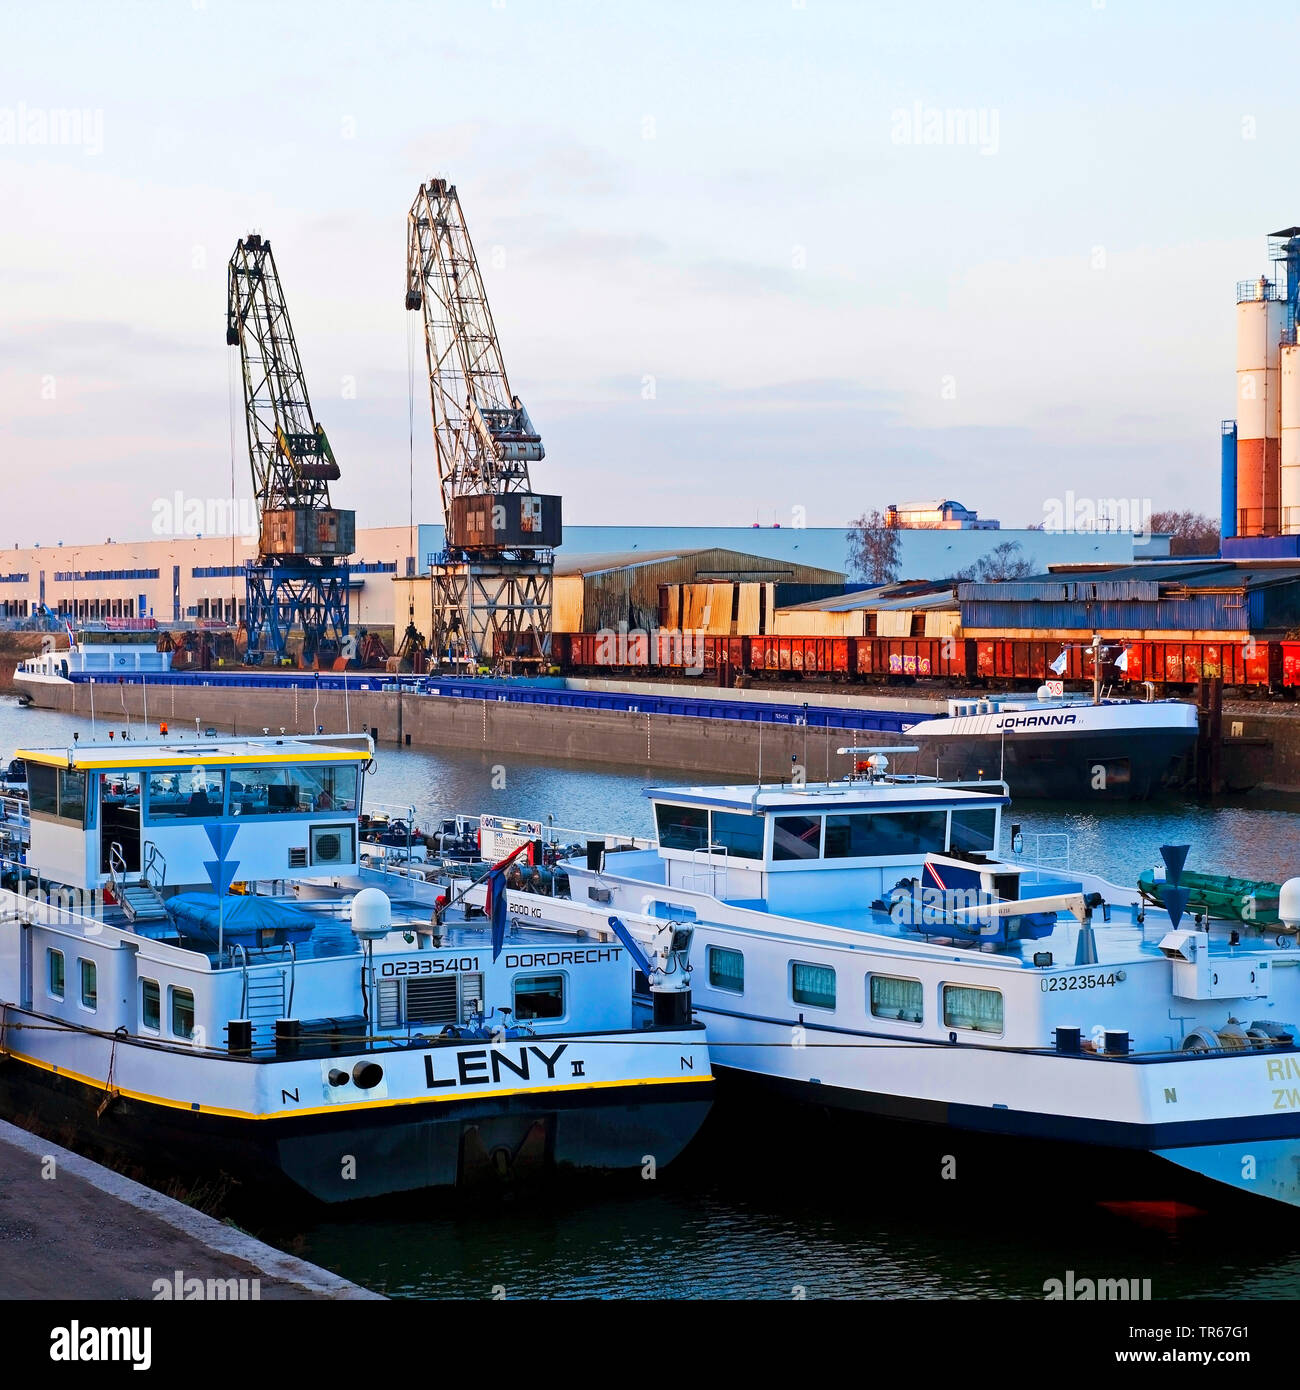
1;1046;714;1122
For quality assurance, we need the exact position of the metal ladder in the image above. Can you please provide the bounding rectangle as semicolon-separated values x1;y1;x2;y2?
237;944;295;1050
243;968;287;1050
109;842;169;925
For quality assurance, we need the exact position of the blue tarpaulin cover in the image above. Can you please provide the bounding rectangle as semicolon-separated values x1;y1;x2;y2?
165;892;317;943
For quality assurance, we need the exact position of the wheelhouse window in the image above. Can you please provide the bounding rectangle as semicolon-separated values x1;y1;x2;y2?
27;765;58;817
293;764;360;812
707;946;745;994
141;979;161;1031
170;986;195;1039
791;961;836;1010
31;766;90;823
870;974;923;1023
943;984;1003;1033
47;948;64;1000
147;768;226;819
513;973;564;1021
710;811;764;861
57;770;86;824
949;807;998;854
824;810;948;859
229;766;310;815
655;804;708;851
79;959;97;1010
772;814;821;861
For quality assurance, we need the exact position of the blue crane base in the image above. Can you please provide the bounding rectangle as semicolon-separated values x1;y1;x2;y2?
244;563;350;668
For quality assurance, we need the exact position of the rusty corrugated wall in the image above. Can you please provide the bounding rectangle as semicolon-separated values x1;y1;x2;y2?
568;549;842;633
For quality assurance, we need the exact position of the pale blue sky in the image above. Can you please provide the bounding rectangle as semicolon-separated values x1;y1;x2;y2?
2;0;1292;544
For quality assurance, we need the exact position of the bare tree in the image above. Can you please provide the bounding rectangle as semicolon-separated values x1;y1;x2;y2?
971;540;1035;581
1149;510;1219;556
846;510;901;583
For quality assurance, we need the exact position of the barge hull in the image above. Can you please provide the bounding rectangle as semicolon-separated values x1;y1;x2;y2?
0;1054;713;1204
911;728;1195;798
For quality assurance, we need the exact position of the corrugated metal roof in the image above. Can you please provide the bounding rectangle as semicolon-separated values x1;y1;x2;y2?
554;547;840;578
780;590;957;614
777;580;956;613
958;579;1161;602
553;550;687;575
960;560;1300;603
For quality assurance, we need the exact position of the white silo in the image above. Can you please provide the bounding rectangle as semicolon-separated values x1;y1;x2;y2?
1282;343;1300;533
1235;278;1284;536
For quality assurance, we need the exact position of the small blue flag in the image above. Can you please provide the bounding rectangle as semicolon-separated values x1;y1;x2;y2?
487;868;509;961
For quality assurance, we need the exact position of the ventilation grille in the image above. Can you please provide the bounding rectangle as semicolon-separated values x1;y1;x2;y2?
287;846;309;869
406;977;458;1026
459;973;484;1023
376;981;402;1029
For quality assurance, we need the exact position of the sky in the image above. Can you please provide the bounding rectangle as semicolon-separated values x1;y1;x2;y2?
1;0;1294;546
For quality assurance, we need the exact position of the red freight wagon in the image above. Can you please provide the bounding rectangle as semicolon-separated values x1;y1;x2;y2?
749;635;850;677
646;633;745;672
563;631;648;668
1120;639;1281;689
1284;642;1300;687
975;639;1089;683
701;635;747;673
563;631;750;673
853;637;969;680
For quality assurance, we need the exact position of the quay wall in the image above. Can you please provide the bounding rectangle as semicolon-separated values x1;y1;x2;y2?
28;678;857;780
22;677;1300;792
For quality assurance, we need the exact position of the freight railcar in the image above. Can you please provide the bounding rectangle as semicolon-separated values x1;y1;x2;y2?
1286;642;1300;688
557;631;1293;693
749;635;852;678
1118;639;1281;691
561;631;745;675
851;636;972;681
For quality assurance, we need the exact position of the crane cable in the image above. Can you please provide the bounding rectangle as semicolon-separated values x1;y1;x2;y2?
407;303;417;580
228;342;240;628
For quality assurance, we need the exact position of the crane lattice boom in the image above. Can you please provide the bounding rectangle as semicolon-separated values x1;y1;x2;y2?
225;232;354;665
227;234;340;531
405;179;559;557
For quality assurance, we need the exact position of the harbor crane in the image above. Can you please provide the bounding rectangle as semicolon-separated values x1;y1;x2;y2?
405;177;562;667
226;233;355;666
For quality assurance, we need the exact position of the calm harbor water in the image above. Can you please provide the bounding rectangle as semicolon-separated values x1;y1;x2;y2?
6;698;1300;1299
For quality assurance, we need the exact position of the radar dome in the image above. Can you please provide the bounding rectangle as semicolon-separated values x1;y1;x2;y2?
350;887;393;940
1280;878;1300;932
